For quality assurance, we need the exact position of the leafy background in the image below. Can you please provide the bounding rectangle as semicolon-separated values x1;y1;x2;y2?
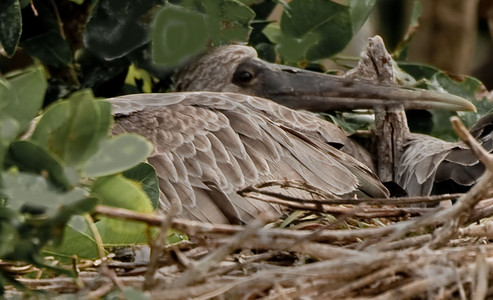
0;0;492;296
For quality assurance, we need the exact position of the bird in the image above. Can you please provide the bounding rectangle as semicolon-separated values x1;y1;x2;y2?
345;35;488;197
108;44;475;224
396;112;493;196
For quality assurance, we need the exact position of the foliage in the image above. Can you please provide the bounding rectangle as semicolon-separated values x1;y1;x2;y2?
0;73;156;290
0;0;490;296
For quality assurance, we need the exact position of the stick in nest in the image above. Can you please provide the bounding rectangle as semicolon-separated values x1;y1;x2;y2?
426;117;493;248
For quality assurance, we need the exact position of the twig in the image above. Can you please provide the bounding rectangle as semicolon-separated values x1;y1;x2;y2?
451;117;493;170
170;216;267;288
239;180;461;206
49;0;66;39
468;198;493;223
427;117;493;248
472;248;488;300
87;279;114;299
29;0;38;16
330;257;429;297
459;222;493;239
143;197;179;290
244;192;433;217
207;251;282;278
94;205;399;243
84;214;105;259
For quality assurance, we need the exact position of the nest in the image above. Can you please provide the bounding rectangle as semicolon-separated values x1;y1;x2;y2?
4;119;493;299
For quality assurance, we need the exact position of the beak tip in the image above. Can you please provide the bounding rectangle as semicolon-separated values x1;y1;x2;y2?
461;99;476;112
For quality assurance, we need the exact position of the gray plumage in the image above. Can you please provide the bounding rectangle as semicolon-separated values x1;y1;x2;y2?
397;113;493;196
108;43;476;223
111;91;388;224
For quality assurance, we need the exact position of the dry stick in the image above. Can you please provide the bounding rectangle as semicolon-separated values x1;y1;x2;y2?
95;203;493;258
87;279;114;300
239;181;461;206
29;0;38;16
330;258;426;298
459;222;493;239
209;236;363;260
467;198;493;223
94;205;395;242
94;205;454;252
152;251;399;300
365;234;431;251
472;248;488;300
143;197;179;290
169;216;266;289
243;192;432;218
358;257;493;300
206;251;282;278
362;117;493;250
427;117;493;248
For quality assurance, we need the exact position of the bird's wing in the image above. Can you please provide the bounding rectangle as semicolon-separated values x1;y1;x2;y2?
397;111;493;196
432;113;493;193
233;93;376;170
110;92;387;223
396;134;458;196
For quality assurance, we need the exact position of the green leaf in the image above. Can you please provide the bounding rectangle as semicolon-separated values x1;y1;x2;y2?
91;175;154;245
83;134;153;177
0;116;19;168
84;0;158;60
430;72;492;128
0;78;10;111
204;0;255;44
0;220;18;259
123;163;160;209
280;0;353;60
31;91;113;168
0;67;46;167
404;71;491;140
262;22;281;44
44;215;100;260
78;49;131;94
7;140;79;189
322;112;374;134
0;115;20;143
349;0;376;34
394;1;422;60
1;171;88;217
0;0;22;57
92;175;154;212
263;22;319;64
22;31;72;67
2;67;47;133
151;6;209;67
398;62;440;80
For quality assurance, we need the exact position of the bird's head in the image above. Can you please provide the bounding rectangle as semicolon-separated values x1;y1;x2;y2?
174;45;476;113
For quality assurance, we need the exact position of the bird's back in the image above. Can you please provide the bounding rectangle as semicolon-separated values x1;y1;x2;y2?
110;92;389;223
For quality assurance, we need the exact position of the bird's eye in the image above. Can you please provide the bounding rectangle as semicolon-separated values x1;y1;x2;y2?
234;71;254;85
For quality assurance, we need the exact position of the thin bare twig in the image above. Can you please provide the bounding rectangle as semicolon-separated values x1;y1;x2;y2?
239;180;462;206
143;197;179;290
427;117;493;248
29;0;39;16
170;216;266;288
49;0;66;39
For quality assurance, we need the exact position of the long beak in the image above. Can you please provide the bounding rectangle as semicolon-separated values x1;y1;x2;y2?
257;62;476;113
